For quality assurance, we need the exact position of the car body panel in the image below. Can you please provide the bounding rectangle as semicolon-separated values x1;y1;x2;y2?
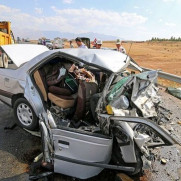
24;75;45;116
55;48;130;73
0;68;25;105
1;45;130;72
116;122;137;163
0;95;11;105
1;44;49;67
52;128;113;179
21;48;130;74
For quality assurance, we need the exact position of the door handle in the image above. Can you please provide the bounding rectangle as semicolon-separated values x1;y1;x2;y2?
58;140;69;149
4;78;9;82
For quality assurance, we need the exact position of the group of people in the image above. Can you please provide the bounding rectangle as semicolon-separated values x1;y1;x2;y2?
69;38;126;54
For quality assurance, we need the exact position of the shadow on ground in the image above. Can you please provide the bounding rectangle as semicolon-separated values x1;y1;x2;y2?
0;101;41;180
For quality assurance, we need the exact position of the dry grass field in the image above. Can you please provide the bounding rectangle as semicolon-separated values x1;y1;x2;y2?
64;40;181;87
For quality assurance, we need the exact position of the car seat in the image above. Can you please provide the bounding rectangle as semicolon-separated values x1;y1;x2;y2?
33;69;76;109
73;81;98;121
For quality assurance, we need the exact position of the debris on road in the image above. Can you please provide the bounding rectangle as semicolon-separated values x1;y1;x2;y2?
150;145;181;181
160;158;167;165
167;87;181;100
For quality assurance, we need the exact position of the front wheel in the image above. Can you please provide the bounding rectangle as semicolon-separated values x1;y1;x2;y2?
13;98;39;131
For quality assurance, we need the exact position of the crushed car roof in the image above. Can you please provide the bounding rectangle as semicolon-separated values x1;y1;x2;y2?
1;44;130;72
57;48;130;72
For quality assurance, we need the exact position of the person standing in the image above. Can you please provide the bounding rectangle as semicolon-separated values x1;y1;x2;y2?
116;39;126;54
75;38;88;48
92;38;97;48
70;40;74;48
95;39;102;49
43;38;46;46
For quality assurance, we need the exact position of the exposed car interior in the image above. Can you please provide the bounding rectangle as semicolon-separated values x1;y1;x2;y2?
33;56;109;133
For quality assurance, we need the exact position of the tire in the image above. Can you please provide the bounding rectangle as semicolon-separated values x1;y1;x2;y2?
13;98;39;131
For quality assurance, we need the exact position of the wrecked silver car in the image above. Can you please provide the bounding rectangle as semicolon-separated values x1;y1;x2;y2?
0;44;177;179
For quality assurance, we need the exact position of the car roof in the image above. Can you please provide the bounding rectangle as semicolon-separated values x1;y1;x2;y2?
56;48;130;72
1;44;130;72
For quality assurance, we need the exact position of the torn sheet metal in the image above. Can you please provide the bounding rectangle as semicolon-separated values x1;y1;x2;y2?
132;84;160;118
108;71;160;118
131;71;160;118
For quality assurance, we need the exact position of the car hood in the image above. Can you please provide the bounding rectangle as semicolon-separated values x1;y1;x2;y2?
1;44;49;67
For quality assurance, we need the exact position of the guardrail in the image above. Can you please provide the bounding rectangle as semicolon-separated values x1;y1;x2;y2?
142;67;181;84
128;63;181;84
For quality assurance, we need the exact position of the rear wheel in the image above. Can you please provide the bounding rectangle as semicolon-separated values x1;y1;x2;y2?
13;98;39;131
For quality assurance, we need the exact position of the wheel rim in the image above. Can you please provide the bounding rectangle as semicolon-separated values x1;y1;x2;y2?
17;103;33;126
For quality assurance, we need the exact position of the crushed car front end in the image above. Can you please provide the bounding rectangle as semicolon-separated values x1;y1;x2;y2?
96;68;177;175
22;48;177;179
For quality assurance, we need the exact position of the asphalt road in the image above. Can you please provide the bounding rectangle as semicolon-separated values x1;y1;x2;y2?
0;89;181;181
0;101;41;181
0;102;115;181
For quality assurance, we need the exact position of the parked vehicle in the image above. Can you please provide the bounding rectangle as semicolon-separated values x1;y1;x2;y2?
0;44;177;179
37;39;43;45
24;38;30;42
53;38;64;49
45;39;53;50
0;21;15;45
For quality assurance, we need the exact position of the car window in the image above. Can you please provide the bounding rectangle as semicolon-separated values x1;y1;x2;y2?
0;49;18;70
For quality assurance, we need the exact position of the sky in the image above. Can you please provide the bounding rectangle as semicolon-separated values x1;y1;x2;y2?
0;0;181;40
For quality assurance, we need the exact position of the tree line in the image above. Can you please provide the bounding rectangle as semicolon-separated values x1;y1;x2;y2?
149;36;181;41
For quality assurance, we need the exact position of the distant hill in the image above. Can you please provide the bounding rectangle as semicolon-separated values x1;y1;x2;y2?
14;29;122;41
